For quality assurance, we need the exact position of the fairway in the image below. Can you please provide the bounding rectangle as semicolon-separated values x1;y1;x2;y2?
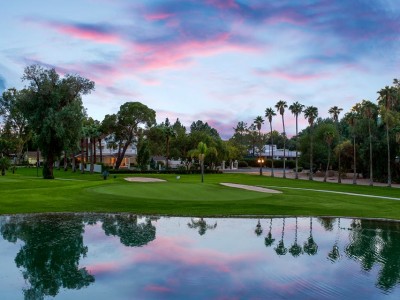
90;182;274;201
2;169;400;219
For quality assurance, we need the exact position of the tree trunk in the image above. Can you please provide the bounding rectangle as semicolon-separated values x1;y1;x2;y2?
309;127;313;181
295;115;299;179
85;138;89;163
71;152;76;172
98;138;103;163
282;115;286;178
93;137;97;165
386;123;391;187
201;160;204;183
81;138;85;174
44;155;55;179
270;122;274;178
90;138;94;174
368;120;373;186
64;151;68;171
115;142;130;170
353;135;357;184
324;148;330;182
166;137;170;170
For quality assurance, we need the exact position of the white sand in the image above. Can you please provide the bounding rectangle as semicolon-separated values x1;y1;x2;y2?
124;177;166;182
221;183;282;193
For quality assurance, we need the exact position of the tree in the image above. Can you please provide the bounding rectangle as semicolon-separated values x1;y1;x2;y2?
253;115;264;159
289;101;304;179
275;100;288;178
110;102;156;170
0;88;31;164
358;100;377;186
303;106;318;180
377;86;398;187
198;142;207;183
344;112;358;184
323;131;335;182
0;156;10;176
162;118;175;169
265;108;276;177
18;65;94;179
328;106;343;183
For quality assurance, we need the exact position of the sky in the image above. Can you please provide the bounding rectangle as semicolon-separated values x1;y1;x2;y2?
1;0;399;139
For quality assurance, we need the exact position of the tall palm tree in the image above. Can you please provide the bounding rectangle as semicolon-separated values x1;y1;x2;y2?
275;100;288;178
289;101;304;179
345;112;358;184
361;100;376;186
265;108;276;177
253;116;264;153
323;131;334;182
303;106;318;180
328;106;343;183
377;86;397;187
197;142;207;183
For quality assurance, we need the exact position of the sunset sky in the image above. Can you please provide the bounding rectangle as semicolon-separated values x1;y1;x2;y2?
1;0;399;138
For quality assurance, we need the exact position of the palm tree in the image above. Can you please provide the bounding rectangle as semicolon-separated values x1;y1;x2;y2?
198;142;208;183
345;112;358;184
289;101;304;179
328;106;343;183
275;100;288;178
323;131;334;182
265;108;276;177
303;106;318;180
253;115;264;154
360;100;376;186
377;86;397;187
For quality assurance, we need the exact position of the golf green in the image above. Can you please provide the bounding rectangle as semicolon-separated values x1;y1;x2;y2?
89;182;276;201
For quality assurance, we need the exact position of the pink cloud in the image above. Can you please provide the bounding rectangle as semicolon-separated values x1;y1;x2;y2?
206;0;239;9
145;13;175;21
86;262;122;275
144;284;173;293
255;68;330;82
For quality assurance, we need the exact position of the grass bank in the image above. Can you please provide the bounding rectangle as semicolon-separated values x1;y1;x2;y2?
1;167;400;219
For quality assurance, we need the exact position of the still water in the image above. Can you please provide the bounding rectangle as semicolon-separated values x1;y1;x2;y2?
0;214;399;299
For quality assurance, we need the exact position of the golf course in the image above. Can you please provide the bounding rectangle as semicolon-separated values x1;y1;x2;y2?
1;168;400;220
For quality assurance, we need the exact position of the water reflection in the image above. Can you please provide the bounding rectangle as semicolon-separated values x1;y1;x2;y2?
0;214;399;299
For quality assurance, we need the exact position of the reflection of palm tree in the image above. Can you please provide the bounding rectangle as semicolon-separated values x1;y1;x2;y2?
303;217;318;255
255;219;263;236
274;218;287;256
187;218;217;236
328;218;341;262
264;218;275;247
289;217;303;257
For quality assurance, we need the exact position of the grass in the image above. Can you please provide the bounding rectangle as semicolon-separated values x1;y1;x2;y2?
1;167;400;219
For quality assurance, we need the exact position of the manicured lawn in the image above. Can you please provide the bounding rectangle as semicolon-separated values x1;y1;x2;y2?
1;167;400;219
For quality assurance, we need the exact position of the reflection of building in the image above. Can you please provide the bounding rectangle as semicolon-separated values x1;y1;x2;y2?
262;145;298;161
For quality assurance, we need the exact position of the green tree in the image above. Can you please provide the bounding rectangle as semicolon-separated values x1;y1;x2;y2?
0;88;31;164
289;101;304;179
328;106;343;183
265;108;276;177
107;102;156;170
0;156;10;176
18;65;94;179
323;130;335;182
377;86;399;187
275;100;288;178
303;106;318;180
344;112;358;184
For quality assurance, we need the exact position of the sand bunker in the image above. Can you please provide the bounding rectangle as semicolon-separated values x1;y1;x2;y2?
221;183;282;194
124;177;166;183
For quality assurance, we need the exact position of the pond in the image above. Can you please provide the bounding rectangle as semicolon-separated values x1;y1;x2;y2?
0;214;399;299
